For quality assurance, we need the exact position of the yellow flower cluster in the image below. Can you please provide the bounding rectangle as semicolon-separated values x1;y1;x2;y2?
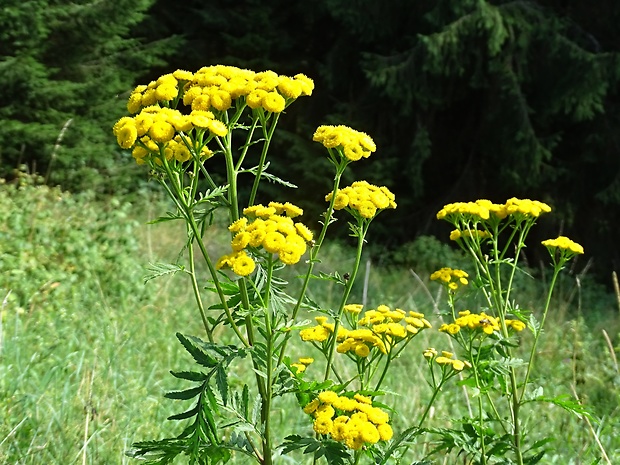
115;66;314;165
437;198;551;221
424;349;472;371
313;125;376;161
300;306;430;356
127;65;313;116
430;267;469;291
438;310;526;335
113;106;225;164
216;202;314;275
290;357;314;374
541;236;584;255
449;228;492;241
215;250;256;277
303;391;393;450
325;181;397;219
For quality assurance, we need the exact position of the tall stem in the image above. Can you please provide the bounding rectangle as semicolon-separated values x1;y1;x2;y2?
277;161;347;365
248;114;280;206
519;264;562;402
323;221;368;381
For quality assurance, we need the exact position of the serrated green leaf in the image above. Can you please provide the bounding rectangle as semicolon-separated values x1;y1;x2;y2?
215;365;228;406
165;385;204;400
176;333;219;368
170;370;207;382
144;262;187;283
168;404;200;421
242;384;249;420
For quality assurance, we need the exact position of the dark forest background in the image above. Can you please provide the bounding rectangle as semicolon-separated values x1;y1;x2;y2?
2;0;619;284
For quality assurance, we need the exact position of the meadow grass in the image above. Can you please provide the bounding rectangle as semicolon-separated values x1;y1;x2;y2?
1;180;619;463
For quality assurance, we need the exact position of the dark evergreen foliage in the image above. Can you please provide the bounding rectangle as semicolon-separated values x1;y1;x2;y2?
0;0;178;192
3;0;619;281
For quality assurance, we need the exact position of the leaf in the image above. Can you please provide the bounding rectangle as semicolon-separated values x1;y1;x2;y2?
165;385;204;400
144;262;187;283
170;370;208;382
147;211;185;225
215;365;228;406
176;333;219;368
168;404;200;421
531;394;594;420
240;161;298;188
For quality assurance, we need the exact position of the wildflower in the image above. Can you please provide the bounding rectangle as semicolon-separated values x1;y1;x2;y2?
210;89;232;111
313;125;376;161
318;391;340;404
300;325;330;342
262;231;286;254
326;182;396;220
172;69;194;81
155;84;178;101
231;252;256;276
506;319;527;331
304;390;392;449
505;198;551;218
435;353;470;371
262;92;286;113
228;217;248;233
430;267;469;291
149;120;176;143
542;236;584;255
303;399;320;414
208;120;228;137
313;416;333;435
277;76;303;99
344;304;363;314
127;92;143;114
423;348;438;359
290;363;306;373
294;73;315;96
450;228;492;241
377;423;393;441
115;122;138;149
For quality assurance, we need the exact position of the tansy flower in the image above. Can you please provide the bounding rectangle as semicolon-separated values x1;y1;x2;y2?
313;125;376;161
325;182;396;220
115;122;138;149
262;92;286;113
430;267;469;291
303;390;392;449
542;236;584;255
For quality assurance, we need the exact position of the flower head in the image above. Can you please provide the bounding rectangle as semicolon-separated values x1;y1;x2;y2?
326;182;396;221
303;390;392;449
542;236;584;255
430;267;469;292
313;125;376;161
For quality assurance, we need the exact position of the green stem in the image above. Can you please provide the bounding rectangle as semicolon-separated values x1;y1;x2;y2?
218;120;271;465
276;161;347;366
519;263;563;402
261;255;275;465
418;383;442;428
187;239;214;342
248;113;280;206
323;220;368;381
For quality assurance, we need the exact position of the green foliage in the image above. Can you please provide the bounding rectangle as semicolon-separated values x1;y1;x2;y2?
139;0;620;281
388;235;468;272
0;0;177;192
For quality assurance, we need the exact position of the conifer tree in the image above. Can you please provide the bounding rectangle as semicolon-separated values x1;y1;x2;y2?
0;0;177;191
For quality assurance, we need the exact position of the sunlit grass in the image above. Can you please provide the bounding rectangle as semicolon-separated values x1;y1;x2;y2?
1;182;619;463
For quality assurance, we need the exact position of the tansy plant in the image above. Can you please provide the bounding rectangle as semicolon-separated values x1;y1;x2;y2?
113;66;588;465
418;199;590;465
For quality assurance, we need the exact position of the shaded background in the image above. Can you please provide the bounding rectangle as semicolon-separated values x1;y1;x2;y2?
2;0;619;284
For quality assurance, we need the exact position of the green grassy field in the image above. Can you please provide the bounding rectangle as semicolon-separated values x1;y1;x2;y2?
1;178;619;464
